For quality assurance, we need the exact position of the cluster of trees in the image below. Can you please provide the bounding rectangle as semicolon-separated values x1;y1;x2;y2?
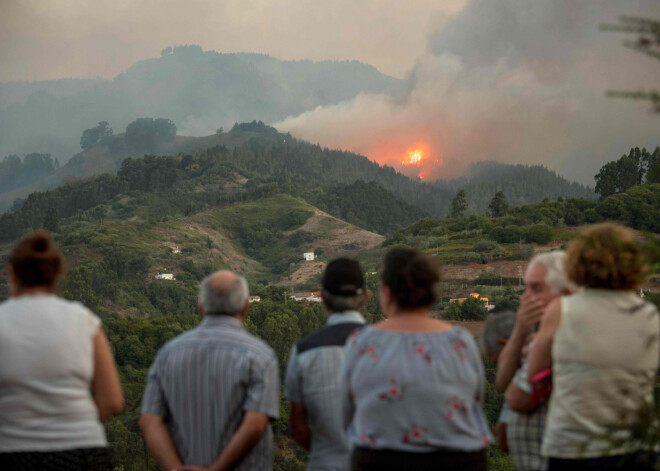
230;120;279;134
0;153;59;194
594;146;660;197
125;118;177;153
78;118;177;154
308;180;426;234
80;121;114;150
443;297;488;321
452;190;512;219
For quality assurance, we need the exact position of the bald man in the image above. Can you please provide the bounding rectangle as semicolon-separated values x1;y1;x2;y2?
140;271;279;471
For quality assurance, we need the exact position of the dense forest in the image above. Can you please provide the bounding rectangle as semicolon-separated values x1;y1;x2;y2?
445;161;595;211
0;152;59;194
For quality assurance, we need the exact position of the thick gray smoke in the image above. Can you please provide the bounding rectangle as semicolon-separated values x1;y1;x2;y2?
275;0;659;184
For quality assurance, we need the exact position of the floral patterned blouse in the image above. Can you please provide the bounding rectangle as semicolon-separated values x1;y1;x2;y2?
341;325;492;452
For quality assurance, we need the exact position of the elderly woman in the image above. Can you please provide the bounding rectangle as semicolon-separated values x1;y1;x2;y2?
0;231;123;470
342;247;491;471
528;223;659;471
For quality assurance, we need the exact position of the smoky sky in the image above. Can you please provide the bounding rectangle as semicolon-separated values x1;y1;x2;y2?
0;0;466;82
275;0;660;185
2;0;659;185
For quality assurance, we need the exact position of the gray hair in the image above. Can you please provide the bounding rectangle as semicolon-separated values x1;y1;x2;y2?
198;270;249;316
527;251;576;294
481;310;517;355
322;289;365;313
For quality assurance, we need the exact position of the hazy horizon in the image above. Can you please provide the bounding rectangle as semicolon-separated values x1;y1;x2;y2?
1;0;658;186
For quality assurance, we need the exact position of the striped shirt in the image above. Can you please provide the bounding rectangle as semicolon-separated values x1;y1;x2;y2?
508;344;548;471
141;315;280;470
284;311;366;471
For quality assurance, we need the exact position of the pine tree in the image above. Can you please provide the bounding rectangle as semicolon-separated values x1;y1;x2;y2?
43;207;59;232
488;191;508;217
451;189;468;218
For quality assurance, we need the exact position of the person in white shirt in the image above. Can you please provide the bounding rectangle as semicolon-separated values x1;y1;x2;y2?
529;223;659;471
0;231;123;471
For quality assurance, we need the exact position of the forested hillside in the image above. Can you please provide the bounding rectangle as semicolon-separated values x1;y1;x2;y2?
0;145;427;241
439;161;595;212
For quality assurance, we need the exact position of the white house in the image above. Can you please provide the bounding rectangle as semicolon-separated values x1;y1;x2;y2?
248;296;261;303
303;252;315;261
155;273;175;280
170;246;181;254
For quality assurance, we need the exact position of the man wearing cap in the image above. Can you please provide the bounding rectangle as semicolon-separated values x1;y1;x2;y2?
284;258;369;471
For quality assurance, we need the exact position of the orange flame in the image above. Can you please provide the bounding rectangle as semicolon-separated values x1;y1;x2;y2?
402;149;423;166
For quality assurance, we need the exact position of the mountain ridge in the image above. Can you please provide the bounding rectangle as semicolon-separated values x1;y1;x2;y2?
0;46;403;161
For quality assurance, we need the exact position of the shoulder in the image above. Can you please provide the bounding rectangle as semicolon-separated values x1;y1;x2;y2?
242;330;278;363
345;324;375;349
297;322;366;355
544;298;563;325
43;296;101;329
449;326;478;347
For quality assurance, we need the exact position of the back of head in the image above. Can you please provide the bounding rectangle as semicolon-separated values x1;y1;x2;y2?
565;222;648;291
322;257;366;313
8;230;63;289
382;247;440;309
527;251;576;294
481;310;516;356
199;270;249;316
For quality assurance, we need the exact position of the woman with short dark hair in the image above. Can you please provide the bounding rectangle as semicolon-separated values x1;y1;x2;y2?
528;223;659;471
342;247;490;471
0;231;123;470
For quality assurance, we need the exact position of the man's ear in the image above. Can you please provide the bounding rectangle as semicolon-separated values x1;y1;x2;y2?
321;291;331;311
362;290;371;306
498;337;508;347
240;300;250;321
197;302;204;317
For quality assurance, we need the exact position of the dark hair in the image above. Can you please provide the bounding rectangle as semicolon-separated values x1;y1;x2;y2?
8;231;64;288
381;247;440;309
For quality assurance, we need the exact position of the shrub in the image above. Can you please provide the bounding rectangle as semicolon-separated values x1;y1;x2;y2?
473;239;499;253
462;252;483;263
525;224;554;244
490;225;521;244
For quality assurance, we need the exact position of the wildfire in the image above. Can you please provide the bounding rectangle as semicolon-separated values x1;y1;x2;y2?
402;149;423;166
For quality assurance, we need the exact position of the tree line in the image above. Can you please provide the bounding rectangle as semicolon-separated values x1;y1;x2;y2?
0;153;59;194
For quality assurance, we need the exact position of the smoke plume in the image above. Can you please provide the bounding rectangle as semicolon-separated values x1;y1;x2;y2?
275;0;659;184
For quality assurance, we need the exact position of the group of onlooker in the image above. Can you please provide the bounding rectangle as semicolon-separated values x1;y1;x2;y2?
0;222;658;471
489;223;659;471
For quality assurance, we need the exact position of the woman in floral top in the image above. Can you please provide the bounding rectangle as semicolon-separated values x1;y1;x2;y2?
342;247;490;471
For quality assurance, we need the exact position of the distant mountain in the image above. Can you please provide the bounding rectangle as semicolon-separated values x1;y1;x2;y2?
0;45;403;161
437;161;596;212
0;126;595;217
